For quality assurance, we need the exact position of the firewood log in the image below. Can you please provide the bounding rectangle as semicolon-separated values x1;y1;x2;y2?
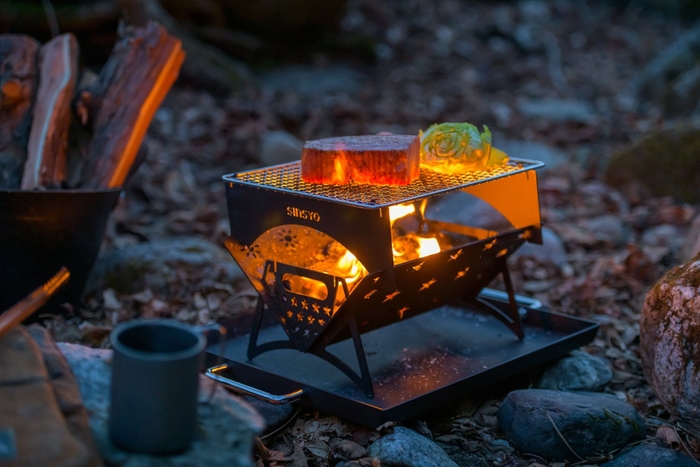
0;34;39;189
21;34;78;190
80;21;184;189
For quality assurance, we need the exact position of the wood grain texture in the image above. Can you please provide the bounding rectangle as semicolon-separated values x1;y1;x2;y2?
80;21;184;188
21;33;78;189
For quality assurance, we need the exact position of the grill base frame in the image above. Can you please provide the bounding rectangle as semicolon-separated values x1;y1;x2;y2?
205;292;598;427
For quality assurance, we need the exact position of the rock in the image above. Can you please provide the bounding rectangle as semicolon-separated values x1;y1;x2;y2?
635;23;700;117
497;389;645;461
427;193;511;231
516;98;597;124
368;426;459;467
514;226;567;267
579;214;629;247
57;343;265;467
538;350;613;392
640;224;684;264
240;396;295;431
85;237;244;295
0;327;96;467
27;326;102;467
259;130;303;166
604;120;700;203
260;65;364;98
599;444;697;467
640;256;700;436
495;138;569;169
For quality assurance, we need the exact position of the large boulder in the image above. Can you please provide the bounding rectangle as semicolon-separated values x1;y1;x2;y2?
604;120;700;203
497;389;645;461
85;237;244;295
640;254;700;435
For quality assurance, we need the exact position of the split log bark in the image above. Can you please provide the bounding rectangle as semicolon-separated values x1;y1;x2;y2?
0;35;39;189
21;33;79;190
79;21;185;188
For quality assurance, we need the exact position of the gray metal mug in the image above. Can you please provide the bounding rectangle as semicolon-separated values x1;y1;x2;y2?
108;319;206;454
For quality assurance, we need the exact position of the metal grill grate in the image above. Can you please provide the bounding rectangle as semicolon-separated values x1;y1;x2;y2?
224;158;544;208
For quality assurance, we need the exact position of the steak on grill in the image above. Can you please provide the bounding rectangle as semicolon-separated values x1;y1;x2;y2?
301;135;420;185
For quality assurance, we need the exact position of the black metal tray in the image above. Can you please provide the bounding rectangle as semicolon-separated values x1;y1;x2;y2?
205;291;598;428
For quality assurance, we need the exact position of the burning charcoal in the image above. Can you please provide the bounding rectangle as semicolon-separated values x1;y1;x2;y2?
301;134;420;185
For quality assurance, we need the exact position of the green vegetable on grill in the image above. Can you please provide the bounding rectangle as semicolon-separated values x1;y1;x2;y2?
419;122;508;174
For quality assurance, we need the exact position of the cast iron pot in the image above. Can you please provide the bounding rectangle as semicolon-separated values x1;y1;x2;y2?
0;188;121;316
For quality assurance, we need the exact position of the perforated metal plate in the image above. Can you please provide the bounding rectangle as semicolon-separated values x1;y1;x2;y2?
223;158;544;208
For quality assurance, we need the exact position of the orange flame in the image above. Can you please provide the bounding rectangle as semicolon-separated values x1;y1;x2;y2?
290;202;444;305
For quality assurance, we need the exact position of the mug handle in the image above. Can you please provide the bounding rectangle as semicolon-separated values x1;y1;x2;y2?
206;363;305;405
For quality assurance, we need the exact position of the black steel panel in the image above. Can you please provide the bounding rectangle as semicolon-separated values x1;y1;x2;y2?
225;183;395;278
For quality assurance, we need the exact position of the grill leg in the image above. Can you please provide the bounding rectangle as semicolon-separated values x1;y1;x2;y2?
247;295;297;359
501;264;525;339
475;262;525;340
315;315;374;398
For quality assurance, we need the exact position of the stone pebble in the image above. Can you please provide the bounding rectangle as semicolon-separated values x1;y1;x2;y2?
368;426;459;467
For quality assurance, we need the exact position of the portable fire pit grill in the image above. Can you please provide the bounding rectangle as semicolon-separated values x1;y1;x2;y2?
205;157;598;426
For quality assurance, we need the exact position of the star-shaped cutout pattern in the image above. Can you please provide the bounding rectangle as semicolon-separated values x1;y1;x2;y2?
412;261;425;271
398;306;409;319
364;290;377;300
301;299;308;310
496;248;508;258
454;267;470;281
290;297;298;307
519;229;532;240
323;306;332;316
383;290;401;303
448;250;463;261
420;278;437;291
483;240;497;250
312;303;320;313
